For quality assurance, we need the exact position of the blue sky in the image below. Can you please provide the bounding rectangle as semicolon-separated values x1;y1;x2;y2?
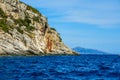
21;0;120;54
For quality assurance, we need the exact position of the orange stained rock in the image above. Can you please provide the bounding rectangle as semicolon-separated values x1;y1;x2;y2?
46;36;52;52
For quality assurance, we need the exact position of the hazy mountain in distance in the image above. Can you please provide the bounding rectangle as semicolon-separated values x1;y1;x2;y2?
72;47;111;54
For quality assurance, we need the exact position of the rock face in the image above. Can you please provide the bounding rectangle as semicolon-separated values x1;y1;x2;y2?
0;0;76;55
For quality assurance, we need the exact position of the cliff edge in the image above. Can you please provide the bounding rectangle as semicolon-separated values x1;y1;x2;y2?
0;0;77;55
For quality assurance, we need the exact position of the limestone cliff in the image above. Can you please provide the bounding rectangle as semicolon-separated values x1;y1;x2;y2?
0;0;77;55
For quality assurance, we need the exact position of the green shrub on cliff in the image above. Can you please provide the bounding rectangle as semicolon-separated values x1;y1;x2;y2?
27;5;41;15
33;16;40;22
14;18;35;32
26;26;35;32
14;18;31;26
16;27;24;34
0;8;7;18
24;18;31;26
0;23;9;33
59;36;62;42
51;27;56;31
0;8;8;32
0;19;9;33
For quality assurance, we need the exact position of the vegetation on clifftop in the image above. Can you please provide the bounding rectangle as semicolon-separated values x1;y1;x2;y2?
27;5;42;16
51;27;56;31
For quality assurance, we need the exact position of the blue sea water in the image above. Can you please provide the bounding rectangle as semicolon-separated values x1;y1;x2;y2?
0;55;120;80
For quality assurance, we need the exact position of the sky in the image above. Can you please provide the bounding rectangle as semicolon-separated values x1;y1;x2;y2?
21;0;120;54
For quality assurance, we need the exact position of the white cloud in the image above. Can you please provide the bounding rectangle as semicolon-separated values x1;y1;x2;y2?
21;0;120;27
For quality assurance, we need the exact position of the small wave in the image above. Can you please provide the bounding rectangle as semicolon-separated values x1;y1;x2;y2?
0;55;120;80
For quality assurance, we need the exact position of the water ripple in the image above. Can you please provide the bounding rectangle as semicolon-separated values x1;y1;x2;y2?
0;55;120;80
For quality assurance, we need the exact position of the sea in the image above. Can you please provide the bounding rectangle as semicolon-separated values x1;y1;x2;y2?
0;54;120;80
